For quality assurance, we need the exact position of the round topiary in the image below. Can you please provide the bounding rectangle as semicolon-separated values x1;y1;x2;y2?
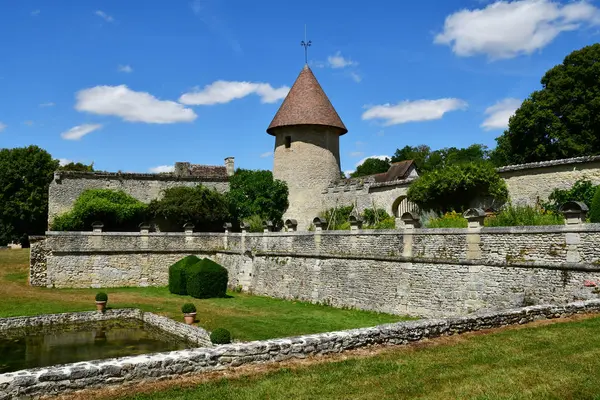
169;255;202;295
95;292;108;302
210;328;231;344
181;303;196;314
590;186;600;223
185;258;228;299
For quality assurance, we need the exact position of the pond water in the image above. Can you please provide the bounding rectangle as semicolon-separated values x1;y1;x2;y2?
0;319;191;374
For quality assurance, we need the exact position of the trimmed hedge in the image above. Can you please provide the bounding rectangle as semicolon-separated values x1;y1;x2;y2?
210;328;232;344
590;186;600;223
168;255;202;295
186;258;228;299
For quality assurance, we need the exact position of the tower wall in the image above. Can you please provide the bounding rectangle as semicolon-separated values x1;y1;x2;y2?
272;125;341;230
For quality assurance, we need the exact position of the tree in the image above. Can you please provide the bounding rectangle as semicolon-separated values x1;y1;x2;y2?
226;169;288;224
392;145;431;172
350;157;391;178
392;144;489;173
0;146;59;245
57;162;94;172
491;44;600;166
542;179;598;213
590;186;600;223
407;162;508;213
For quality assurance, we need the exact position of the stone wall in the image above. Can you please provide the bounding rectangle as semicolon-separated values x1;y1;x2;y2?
30;224;600;318
2;300;599;399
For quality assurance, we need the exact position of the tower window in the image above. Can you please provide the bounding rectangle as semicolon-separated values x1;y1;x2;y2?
285;136;291;148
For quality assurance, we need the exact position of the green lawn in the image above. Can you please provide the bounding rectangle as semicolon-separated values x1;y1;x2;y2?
122;315;600;400
0;249;408;341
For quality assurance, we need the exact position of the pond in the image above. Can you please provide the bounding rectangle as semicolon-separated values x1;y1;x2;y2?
0;319;192;373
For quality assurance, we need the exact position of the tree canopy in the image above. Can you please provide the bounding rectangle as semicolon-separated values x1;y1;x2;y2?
57;162;94;172
350;157;391;178
491;44;600;166
392;144;489;173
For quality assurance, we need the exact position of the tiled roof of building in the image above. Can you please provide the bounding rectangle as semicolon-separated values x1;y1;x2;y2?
372;160;415;183
267;65;347;135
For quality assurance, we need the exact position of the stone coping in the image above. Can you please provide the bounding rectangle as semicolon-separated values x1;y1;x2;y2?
497;154;600;173
53;170;228;182
2;300;600;399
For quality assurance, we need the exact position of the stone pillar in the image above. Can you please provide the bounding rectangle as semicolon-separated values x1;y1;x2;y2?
560;201;588;225
463;208;485;260
225;157;235;177
349;215;363;231
400;212;420;257
139;223;150;235
183;222;195;235
263;220;274;233
463;208;486;229
285;219;298;232
91;222;104;233
223;222;232;234
240;221;249;234
312;217;326;232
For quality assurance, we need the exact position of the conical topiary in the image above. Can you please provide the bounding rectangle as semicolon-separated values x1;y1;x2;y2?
589;186;600;223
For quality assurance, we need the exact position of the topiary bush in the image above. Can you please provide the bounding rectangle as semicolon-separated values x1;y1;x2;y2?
590;186;600;223
186;258;228;299
181;303;196;314
95;292;108;302
210;328;231;344
168;255;201;295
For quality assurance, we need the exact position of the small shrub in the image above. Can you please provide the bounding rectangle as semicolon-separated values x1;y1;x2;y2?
233;284;243;293
168;255;201;295
543;179;598;212
485;205;563;227
186;258;228;299
95;292;108;302
243;215;264;233
590;186;600;223
319;205;354;230
210;328;232;344
372;217;396;229
362;208;390;226
181;303;196;314
426;211;468;228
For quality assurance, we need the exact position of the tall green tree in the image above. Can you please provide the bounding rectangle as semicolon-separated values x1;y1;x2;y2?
350;157;391;178
57;161;94;172
392;144;489;173
0;146;59;245
491;44;600;166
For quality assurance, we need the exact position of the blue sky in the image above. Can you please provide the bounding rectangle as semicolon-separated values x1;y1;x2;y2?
1;0;598;174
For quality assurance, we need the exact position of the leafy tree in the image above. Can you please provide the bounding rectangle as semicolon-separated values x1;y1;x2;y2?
57;162;94;172
392;144;489;173
590;186;600;223
0;146;59;245
542;179;598;213
407;162;508;213
350;158;391;178
392;145;431;172
148;185;230;232
491;44;600;166
51;189;147;231
227;169;288;225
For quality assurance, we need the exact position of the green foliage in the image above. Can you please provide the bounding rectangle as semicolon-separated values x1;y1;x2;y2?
392;144;489;173
350;158;391;178
320;205;354;230
210;328;232;344
181;303;196;314
407;162;508;213
57;162;94;172
227;169;288;226
426;211;468;228
168;255;201;295
491;44;600;166
543;179;598;213
243;215;265;233
362;208;395;229
186;258;228;299
589;186;600;223
148;185;229;232
95;292;108;302
485;205;563;227
51;189;147;231
0;146;59;245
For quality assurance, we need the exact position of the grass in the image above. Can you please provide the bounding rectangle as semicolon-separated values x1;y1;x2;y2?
101;315;600;400
0;249;408;342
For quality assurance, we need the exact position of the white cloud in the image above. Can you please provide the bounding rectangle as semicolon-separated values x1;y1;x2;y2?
260;151;273;158
60;124;102;140
58;158;72;166
435;0;600;60
327;51;357;68
149;165;175;173
349;151;364;157
95;10;114;23
179;81;289;105
362;98;468;126
31;9;40;16
481;98;521;130
39;102;55;107
118;65;133;73
76;85;197;124
349;71;362;83
0;122;6;132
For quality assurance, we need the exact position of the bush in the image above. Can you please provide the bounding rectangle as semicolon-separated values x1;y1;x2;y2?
426;211;468;228
168;255;201;295
543;179;598;212
243;215;264;233
319;205;354;230
589;186;600;223
210;328;232;344
148;185;230;232
186;258;228;299
484;205;563;227
95;292;108;302
51;189;147;231
181;303;196;314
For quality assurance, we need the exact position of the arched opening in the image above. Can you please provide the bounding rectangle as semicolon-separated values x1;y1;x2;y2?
392;196;418;218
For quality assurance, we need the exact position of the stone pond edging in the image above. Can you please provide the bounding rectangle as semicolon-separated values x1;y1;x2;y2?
2;300;600;399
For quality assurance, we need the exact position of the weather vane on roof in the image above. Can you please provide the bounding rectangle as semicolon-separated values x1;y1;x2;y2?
301;24;311;64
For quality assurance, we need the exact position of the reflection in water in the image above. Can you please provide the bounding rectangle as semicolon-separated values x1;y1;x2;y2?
0;319;190;374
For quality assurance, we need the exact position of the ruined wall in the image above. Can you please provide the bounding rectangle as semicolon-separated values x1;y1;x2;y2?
30;224;600;318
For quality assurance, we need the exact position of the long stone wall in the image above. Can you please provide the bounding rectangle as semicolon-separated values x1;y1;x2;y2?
30;224;600;318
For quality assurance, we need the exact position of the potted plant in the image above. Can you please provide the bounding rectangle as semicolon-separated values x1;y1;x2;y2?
95;292;108;312
181;303;197;325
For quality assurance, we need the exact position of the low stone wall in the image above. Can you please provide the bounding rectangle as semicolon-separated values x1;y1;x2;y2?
2;300;599;399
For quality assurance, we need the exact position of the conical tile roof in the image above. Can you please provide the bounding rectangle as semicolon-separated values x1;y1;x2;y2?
267;65;347;135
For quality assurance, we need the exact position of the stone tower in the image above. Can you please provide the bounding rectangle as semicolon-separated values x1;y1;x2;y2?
267;65;347;230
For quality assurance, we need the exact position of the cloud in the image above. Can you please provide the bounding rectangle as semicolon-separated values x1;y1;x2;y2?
349;151;364;158
95;10;114;23
179;81;289;105
0;122;6;132
118;65;133;73
149;165;175;173
481;97;521;130
260;151;273;158
60;124;103;140
76;85;197;123
31;9;40;16
362;98;468;126
58;158;72;166
327;51;357;68
349;72;362;83
39;102;55;107
435;0;600;60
